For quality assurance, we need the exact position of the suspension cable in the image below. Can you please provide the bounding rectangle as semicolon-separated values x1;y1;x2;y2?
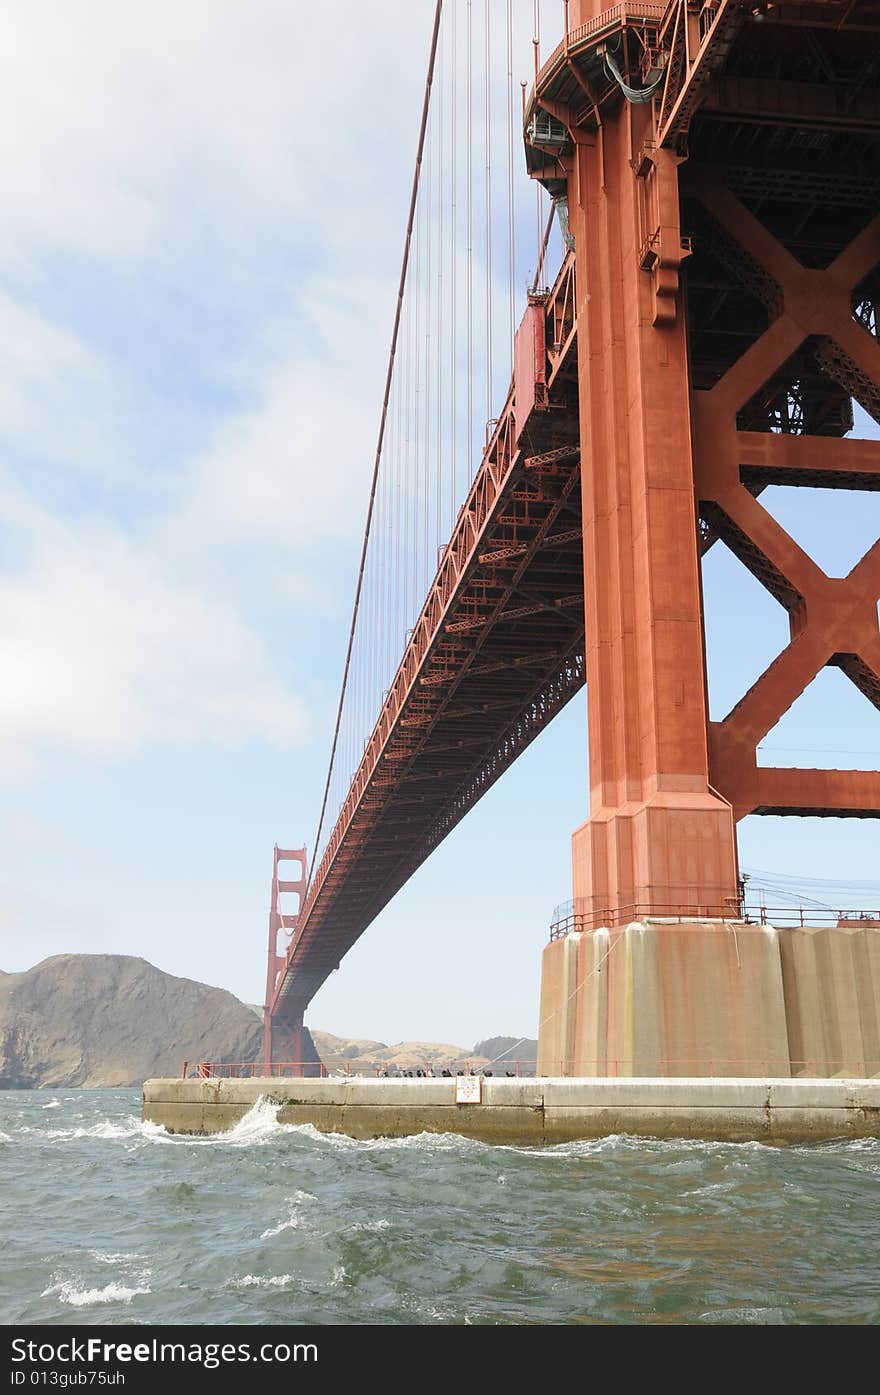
308;0;444;887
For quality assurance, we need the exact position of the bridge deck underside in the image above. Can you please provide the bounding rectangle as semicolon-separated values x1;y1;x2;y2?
274;265;582;1018
274;5;880;1020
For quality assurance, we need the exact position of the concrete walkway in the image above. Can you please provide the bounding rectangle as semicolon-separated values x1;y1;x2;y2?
143;1075;880;1144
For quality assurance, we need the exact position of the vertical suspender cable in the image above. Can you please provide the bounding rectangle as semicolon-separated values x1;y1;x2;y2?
407;226;415;632
394;338;402;688
467;0;473;479
506;0;515;368
414;148;421;623
450;0;457;527
437;18;444;557
308;0;444;887
538;0;543;280
424;105;432;597
484;0;492;437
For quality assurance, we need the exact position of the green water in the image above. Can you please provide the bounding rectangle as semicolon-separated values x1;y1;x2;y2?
1;1089;877;1324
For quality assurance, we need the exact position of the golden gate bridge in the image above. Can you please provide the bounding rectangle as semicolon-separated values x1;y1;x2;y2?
260;0;880;1078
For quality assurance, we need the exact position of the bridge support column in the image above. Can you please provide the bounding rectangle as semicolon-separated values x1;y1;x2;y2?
538;918;880;1078
538;919;790;1077
534;11;743;1077
263;1010;321;1078
567;100;739;928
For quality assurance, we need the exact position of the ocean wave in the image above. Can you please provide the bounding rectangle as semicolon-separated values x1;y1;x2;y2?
41;1100;62;1110
0;1130;11;1143
89;1250;149;1268
139;1119;170;1140
285;1122;488;1154
47;1116;145;1141
87;1099;296;1150
42;1279;151;1307
222;1097;296;1146
497;1134;782;1160
498;1134;631;1159
130;1097;303;1150
260;1189;318;1238
229;1274;296;1290
698;1305;795;1324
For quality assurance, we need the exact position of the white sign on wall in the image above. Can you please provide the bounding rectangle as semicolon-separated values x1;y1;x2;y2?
455;1074;482;1104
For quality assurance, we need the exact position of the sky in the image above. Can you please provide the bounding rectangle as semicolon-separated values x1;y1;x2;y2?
1;2;877;1050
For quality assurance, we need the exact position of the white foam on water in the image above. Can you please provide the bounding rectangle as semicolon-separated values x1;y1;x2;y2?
499;1134;786;1160
698;1306;793;1324
107;1099;294;1150
138;1119;170;1141
89;1251;151;1278
260;1190;318;1238
347;1219;391;1234
0;1130;11;1142
286;1123;484;1154
47;1117;144;1141
330;1265;346;1287
683;1182;736;1197
41;1114;194;1150
806;1136;880;1155
42;1278;151;1307
41;1100;62;1110
499;1134;630;1160
230;1274;296;1290
222;1096;298;1146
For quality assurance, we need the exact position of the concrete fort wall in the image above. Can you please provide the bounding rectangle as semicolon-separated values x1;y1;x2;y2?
536;920;880;1079
142;1075;880;1144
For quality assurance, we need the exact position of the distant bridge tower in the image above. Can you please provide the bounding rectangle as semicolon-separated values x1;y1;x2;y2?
263;846;320;1073
527;0;880;1074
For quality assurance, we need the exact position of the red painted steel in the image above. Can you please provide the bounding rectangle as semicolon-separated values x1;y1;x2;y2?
263;845;307;1070
522;0;880;929
269;253;583;1026
268;0;880;1024
549;906;880;938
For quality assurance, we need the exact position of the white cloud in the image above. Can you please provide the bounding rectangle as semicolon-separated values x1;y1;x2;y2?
0;519;306;776
178;271;392;546
0;2;428;267
0;5;433;774
0;0;537;781
0;292;126;481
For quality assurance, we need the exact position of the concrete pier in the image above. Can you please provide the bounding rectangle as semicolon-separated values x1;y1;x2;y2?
142;1075;880;1144
537;919;880;1078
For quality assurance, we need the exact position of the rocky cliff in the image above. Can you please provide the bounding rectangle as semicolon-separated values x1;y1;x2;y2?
0;953;536;1087
0;955;265;1088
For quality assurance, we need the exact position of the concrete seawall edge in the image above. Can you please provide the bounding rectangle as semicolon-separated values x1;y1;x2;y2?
142;1076;880;1145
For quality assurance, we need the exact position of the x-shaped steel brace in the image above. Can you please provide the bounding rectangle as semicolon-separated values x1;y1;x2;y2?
691;187;880;818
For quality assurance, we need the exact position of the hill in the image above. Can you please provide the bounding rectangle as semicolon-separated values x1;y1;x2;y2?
0;954;536;1087
0;955;265;1088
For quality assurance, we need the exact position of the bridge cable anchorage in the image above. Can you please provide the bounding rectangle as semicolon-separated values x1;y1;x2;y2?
307;0;444;888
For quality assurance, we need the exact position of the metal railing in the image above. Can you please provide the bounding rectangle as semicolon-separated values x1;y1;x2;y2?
183;1056;879;1079
183;1057;536;1081
549;902;880;939
533;1;667;99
